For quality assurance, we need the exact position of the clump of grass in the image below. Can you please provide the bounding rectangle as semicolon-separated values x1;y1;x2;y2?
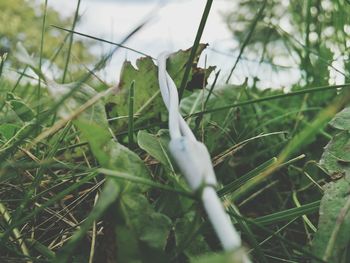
1;1;350;263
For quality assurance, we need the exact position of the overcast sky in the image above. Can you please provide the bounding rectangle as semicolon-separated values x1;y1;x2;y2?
48;0;300;87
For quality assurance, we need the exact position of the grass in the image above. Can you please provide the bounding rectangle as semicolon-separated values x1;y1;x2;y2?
1;0;350;262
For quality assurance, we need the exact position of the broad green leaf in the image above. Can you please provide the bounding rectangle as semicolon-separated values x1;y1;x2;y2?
27;239;55;259
114;224;141;263
120;194;172;250
154;190;194;219
6;92;34;122
190;250;247;263
319;131;350;179
115;222;169;263
76;120;151;192
115;193;172;262
174;212;209;257
137;130;172;168
0;123;19;140
311;178;350;262
329;106;350;131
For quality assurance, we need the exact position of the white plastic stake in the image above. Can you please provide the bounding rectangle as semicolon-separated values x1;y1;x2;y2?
157;52;250;260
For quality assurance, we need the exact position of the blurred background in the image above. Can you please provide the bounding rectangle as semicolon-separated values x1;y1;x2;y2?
1;0;348;89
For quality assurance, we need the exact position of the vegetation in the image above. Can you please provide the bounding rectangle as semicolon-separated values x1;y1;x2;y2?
1;0;350;262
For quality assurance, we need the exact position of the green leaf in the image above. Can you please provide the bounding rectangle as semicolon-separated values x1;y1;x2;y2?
120;194;172;250
114;224;141;263
319;131;350;179
190;250;247;263
76;120;151;193
0;124;19;140
311;178;350;262
174;212;209;257
6;92;34;122
329;106;350;131
137;130;172;168
166;44;215;90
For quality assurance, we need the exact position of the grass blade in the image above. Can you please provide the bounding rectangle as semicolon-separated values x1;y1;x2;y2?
178;0;213;100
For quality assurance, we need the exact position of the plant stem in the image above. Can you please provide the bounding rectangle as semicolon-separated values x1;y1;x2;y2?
178;0;213;100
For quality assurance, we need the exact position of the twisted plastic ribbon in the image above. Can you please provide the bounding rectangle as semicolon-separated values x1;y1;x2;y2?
157;52;248;255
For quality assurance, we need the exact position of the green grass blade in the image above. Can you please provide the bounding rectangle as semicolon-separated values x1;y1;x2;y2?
189;84;350;117
61;0;81;83
254;201;320;225
128;80;135;147
178;0;213;100
218;157;277;197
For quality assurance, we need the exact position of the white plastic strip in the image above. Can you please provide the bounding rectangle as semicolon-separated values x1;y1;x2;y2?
158;52;196;141
201;187;242;250
157;52;250;260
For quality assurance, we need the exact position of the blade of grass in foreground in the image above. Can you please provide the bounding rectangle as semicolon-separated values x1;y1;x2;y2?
230;154;305;202
178;0;213;100
218;157;277;197
98;168;192;198
52;25;153;59
253;200;320;225
188;84;350;117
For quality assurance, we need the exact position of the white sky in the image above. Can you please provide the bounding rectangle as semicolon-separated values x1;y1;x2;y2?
48;0;301;87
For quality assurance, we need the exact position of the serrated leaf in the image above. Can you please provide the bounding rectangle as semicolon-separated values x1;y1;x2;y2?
174;212;209;257
329;106;350;131
166;44;215;90
109;45;214;126
319;131;350;179
311;178;350;262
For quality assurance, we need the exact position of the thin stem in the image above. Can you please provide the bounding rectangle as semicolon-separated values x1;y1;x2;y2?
188;84;350;117
128;81;135;147
226;0;267;84
62;0;81;83
178;0;213;100
38;0;48;115
0;202;31;260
